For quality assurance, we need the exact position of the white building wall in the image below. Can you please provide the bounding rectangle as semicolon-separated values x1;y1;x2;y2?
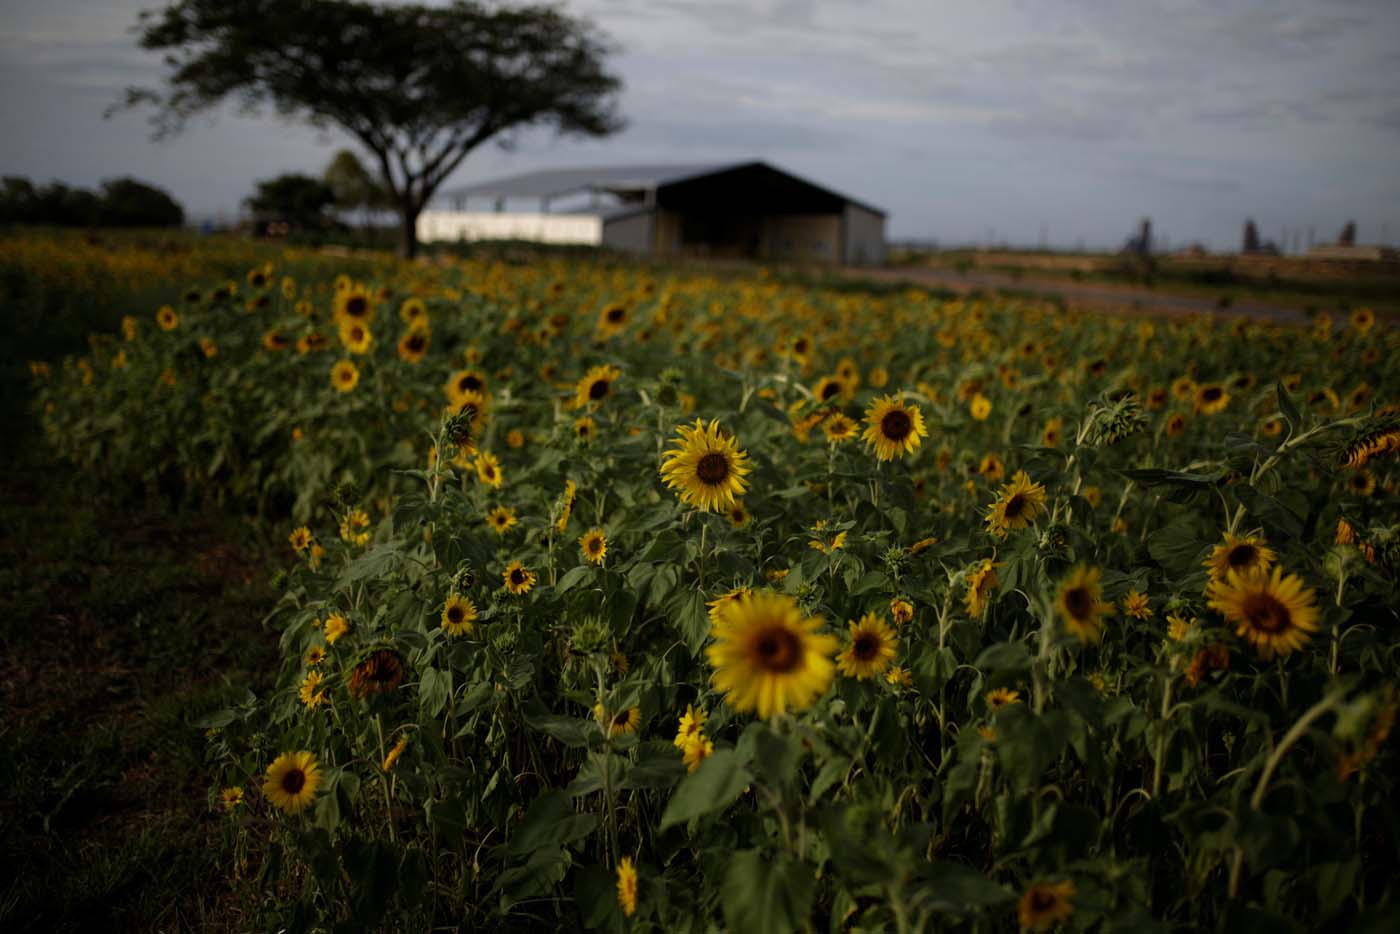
601;212;654;253
417;211;603;245
842;204;886;266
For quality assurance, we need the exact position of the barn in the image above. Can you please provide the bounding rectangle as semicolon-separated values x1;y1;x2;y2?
417;161;886;265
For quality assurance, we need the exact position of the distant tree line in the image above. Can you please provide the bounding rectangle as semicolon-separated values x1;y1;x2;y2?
0;176;184;228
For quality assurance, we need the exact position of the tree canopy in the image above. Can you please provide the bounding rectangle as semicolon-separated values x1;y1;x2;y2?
124;0;624;255
244;173;337;229
1;176;183;228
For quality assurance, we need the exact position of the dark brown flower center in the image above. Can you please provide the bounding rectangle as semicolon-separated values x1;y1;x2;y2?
1227;545;1257;569
1242;593;1289;633
588;379;610;400
881;409;913;442
1063;586;1093;621
407;336;425;352
447;606;464;623
1003;494;1026;520
345;296;368;318
821;381;841;400
853;633;880;661
606;306;625;323
459;375;482;393
754;626;802;673
510;569;526;585
1029;889;1058;912
281;768;306;794
1202;387;1223;402
696;453;730;485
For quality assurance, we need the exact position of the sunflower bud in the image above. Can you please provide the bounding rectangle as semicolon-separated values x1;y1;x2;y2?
1085;393;1147;446
1038;523;1071;560
331;479;360;508
572;616;611;655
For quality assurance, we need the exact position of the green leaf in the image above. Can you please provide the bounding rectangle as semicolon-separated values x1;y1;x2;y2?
974;641;1031;673
720;849;814;934
921;861;1013;912
523;701;592;749
1276;381;1301;432
659;748;750;829
554;564;594;594
419;666;450;718
508;791;597;855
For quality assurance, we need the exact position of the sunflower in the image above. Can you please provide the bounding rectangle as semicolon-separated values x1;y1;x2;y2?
304;645;326;667
399;297;427;327
682;733;714;773
726;500;751;527
297;330;330;354
397;330;429;364
1351;306;1375;334
707;586;752;625
334;284;374;324
890;597;914;625
1056;564;1109;643
1206;566;1321;660
323;613;349;644
441;594;477;636
382;735;409;772
862;393;928;461
348;648;405;699
330;359;360;393
486;505;518;535
597;303;629;338
1195;382;1230;415
288;526;313;552
1018;879;1076;931
503;561;537;595
338;320;373;355
1171;376;1196;401
1348;470;1376;497
340;507;371;547
616;857;638;918
813;374;848;404
555;479;577;532
220;786;245;812
985;687;1021;710
299;671;327;709
1204;533;1275;581
969;393;992;421
475;452;504;488
660;419;751;513
1123;590;1153;620
262;751;323;815
1042;416;1063;446
673;704;708;748
965;559;1000;618
837;612;899;681
445;368;489;406
868;365;889;388
573;416;598;443
1166;615;1192;642
821;412;860;444
978;454;1006;483
707;590;837;719
573;364;621;409
601;705;642;738
985;471;1048;537
580;528;608;564
246;265;271;290
262;328;290;352
506;429;525;449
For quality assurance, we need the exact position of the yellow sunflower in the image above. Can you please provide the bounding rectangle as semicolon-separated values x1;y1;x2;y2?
1206;566;1321;660
812;374;848;404
616;857;638;918
475;451;504;489
555;479;577;532
288;526;312;552
659;419;751;513
965;559;1000;618
262;751;323;815
1123;590;1153;620
836;612;899;680
1018;880;1076;931
338;319;373;355
673;704;708;748
220;786;244;812
580;528;608;565
1204;533;1276;582
156;305;179;331
985;687;1021;710
985;470;1048;537
445;368;489;406
486;505;518;535
323;613;349;644
503;561;537;596
299;671;327;709
595;704;642;737
441;594;477;636
706;590;838;719
1056;564;1110;644
1195;382;1230;415
682;733;714;773
330;359;359;393
969;393;993;421
726;500;752;527
573;364;621;409
862;393;928;461
574;416;597;443
399;297;427;326
304;645;326;667
334;284;374;324
397;330;429;364
890;597;914;625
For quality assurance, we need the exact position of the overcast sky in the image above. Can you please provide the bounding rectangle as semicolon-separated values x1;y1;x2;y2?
3;0;1398;249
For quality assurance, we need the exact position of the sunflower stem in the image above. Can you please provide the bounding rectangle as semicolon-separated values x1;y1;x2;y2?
1151;675;1174;799
374;713;397;842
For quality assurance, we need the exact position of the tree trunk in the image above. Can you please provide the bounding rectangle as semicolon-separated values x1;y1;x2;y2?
397;202;419;259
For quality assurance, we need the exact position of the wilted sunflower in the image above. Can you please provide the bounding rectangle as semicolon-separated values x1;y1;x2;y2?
862;393;928;461
486;505;518;535
965;559;1000;617
573;364;621;409
580;528;608;564
890;597;914;625
836;612;899;681
707;590;837;718
1056;564;1109;643
503;560;537;595
985;687;1021;710
262;751;322;815
348;648;405;699
985;470;1047;537
616;857;638;918
660;419;751;512
1195;382;1230;415
1018;880;1076;931
330;359;359;393
397;331;429;364
1206;566;1320;660
1204;533;1275;581
441;594;477;637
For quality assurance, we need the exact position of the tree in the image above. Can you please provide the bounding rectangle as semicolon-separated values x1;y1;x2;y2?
244;173;336;228
122;0;624;257
98;177;184;227
1242;219;1260;254
323;149;390;223
1338;220;1357;246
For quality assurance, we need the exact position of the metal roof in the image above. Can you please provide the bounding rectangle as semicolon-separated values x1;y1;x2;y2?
437;163;737;201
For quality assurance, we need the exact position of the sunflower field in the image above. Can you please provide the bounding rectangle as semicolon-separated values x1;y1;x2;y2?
21;234;1400;932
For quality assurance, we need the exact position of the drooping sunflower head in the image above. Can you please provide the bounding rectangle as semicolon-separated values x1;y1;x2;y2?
574;364;622;409
503;560;537;596
1204;533;1276;581
580;528;608;565
1056;564;1108;643
261;750;322;815
439;596;478;638
659;418;751;513
555;479;577;532
1018;880;1077;931
348;649;405;700
862;393;928;461
706;590;837;719
615;857;638;918
964;559;1000;618
985;470;1048;537
836;612;899;681
1206;565;1320;660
